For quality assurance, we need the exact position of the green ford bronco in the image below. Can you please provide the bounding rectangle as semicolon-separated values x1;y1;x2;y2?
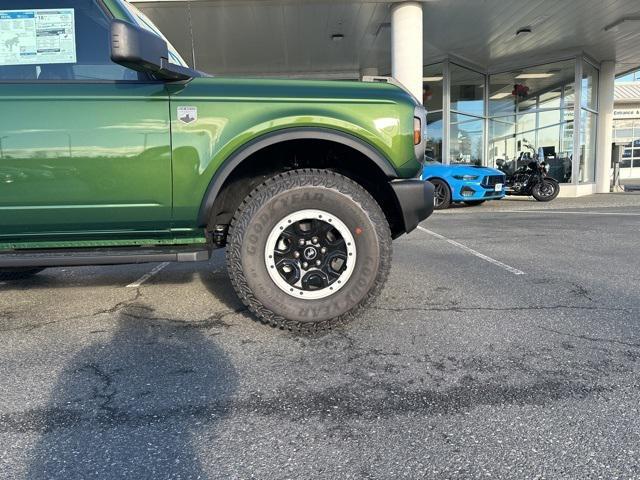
0;0;433;332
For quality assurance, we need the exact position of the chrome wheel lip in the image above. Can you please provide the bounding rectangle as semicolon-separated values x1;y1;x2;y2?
264;209;357;300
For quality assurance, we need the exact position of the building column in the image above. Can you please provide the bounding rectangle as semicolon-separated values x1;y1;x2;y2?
391;2;423;101
596;60;616;193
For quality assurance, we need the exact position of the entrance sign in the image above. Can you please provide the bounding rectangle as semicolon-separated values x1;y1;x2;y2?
614;108;640;120
0;9;76;66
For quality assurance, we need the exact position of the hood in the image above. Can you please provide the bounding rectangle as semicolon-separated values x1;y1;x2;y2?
171;76;418;107
423;163;504;176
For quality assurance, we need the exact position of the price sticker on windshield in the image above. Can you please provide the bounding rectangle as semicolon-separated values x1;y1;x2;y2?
0;9;76;66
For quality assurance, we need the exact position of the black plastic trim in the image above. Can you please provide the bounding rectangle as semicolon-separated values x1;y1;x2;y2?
389;179;435;234
0;246;210;268
196;127;399;226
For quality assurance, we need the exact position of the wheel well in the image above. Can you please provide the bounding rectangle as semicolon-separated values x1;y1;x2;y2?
206;138;405;241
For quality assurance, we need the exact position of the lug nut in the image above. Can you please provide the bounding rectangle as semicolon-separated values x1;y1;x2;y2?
320;247;327;254
298;239;305;246
302;262;308;269
315;260;321;266
293;251;300;258
312;237;319;244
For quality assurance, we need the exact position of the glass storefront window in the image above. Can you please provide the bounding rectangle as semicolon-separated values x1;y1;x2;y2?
621;144;632;169
505;110;573;182
613;120;634;142
613;118;639;176
435;55;599;183
581;61;598;111
423;63;444;112
450;113;483;165
450;64;484;117
489;111;574;182
579;110;597;183
488;116;515;169
563;83;576;109
488;59;581;183
538;89;562;109
426;111;443;163
489;59;576;116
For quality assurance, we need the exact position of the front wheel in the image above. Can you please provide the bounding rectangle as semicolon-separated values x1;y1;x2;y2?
226;169;392;333
430;179;451;210
532;178;559;202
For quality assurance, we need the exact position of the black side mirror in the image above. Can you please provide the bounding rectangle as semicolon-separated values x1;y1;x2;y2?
110;20;192;81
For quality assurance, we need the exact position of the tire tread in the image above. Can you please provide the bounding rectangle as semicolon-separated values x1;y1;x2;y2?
226;168;392;334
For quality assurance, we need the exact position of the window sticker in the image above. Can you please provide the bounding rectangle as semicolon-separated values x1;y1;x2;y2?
0;9;76;66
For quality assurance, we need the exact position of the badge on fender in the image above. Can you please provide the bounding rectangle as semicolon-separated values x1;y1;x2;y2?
177;106;197;124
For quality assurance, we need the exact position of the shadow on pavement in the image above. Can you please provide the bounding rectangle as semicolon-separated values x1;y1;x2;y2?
23;302;236;479
198;268;247;314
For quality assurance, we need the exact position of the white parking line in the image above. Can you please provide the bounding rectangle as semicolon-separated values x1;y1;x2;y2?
417;226;525;276
497;210;640;216
126;262;170;288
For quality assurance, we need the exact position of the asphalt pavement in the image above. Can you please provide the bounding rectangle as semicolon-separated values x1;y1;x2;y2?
1;193;639;479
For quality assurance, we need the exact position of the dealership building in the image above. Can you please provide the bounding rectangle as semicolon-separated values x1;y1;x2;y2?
614;78;640;180
133;0;640;196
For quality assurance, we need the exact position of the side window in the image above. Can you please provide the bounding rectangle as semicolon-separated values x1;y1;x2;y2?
0;1;146;81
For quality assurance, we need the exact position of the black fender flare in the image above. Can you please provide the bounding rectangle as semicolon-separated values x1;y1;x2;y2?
197;127;400;226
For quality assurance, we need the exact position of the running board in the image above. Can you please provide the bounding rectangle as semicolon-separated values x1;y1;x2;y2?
0;245;211;268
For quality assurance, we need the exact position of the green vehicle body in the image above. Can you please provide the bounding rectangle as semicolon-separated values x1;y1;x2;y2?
0;0;427;254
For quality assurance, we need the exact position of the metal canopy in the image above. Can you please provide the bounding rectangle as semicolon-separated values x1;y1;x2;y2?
132;0;640;77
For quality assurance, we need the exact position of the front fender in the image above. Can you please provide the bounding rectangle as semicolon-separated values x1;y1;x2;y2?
170;113;414;229
194;126;401;226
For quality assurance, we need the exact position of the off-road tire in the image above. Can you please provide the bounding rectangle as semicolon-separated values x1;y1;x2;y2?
430;179;451;210
226;168;392;334
0;268;45;281
463;200;486;206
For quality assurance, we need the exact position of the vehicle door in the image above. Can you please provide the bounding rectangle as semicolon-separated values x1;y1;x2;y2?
0;0;172;242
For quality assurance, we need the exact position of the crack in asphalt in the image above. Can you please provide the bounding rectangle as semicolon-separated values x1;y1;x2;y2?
112;306;247;330
538;326;640;349
0;314;86;334
570;282;594;302
0;288;247;333
0;378;615;434
0;289;145;333
372;304;632;314
76;363;118;417
92;288;144;316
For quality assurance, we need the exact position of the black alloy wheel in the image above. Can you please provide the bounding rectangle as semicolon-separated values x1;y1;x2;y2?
430;179;451;210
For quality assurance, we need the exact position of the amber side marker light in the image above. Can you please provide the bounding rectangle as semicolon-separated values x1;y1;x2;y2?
414;117;422;145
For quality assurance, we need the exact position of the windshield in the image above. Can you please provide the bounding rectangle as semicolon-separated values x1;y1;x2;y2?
120;1;189;68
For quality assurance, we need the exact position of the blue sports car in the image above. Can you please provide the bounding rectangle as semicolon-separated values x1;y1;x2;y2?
421;163;506;209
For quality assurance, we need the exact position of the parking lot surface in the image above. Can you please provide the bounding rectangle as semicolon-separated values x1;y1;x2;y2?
1;194;640;479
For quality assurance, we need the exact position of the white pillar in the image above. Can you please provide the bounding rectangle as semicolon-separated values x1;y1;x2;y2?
596;60;616;193
391;2;423;101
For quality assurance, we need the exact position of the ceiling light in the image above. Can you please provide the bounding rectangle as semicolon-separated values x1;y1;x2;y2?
423;76;443;81
490;92;513;100
331;34;344;42
515;73;555;79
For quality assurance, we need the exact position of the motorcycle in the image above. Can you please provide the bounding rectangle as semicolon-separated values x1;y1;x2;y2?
496;151;560;202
